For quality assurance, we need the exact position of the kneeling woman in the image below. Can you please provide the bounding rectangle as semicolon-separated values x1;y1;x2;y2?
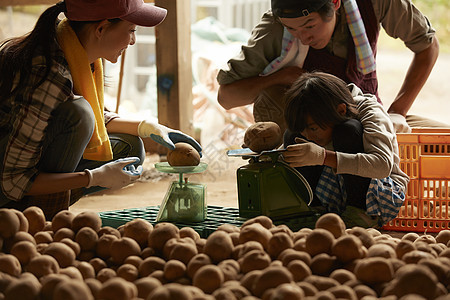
0;0;201;219
283;72;408;227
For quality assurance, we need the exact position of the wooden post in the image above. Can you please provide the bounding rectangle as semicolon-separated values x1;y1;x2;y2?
154;0;194;135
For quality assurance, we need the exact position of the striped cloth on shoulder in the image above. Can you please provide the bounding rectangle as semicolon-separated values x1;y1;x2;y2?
343;0;376;74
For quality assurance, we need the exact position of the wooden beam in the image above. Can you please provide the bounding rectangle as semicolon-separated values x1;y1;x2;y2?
154;0;193;135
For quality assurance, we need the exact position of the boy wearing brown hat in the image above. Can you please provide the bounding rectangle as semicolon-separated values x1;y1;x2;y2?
217;0;444;135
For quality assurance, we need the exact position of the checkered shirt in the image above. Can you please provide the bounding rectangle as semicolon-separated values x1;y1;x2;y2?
366;177;405;224
315;166;405;224
0;41;117;202
315;166;348;214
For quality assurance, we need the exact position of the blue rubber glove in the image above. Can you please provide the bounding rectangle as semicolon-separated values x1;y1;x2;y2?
138;120;202;156
85;157;143;189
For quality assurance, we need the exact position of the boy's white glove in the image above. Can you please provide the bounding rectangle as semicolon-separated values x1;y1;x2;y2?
283;138;326;167
85;157;143;189
137;120;202;155
389;113;411;133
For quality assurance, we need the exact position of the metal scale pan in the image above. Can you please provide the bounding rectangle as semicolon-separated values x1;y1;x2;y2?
227;148;315;220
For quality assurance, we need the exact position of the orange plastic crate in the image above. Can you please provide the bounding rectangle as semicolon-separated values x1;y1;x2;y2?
382;128;450;232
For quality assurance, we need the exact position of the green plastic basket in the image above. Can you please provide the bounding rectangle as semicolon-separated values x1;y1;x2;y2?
99;205;318;238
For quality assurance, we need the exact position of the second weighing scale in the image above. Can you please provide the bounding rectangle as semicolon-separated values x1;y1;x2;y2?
154;162;208;223
227;148;315;220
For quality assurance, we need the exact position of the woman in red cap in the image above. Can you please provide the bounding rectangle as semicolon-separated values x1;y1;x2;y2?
217;0;444;135
0;0;201;219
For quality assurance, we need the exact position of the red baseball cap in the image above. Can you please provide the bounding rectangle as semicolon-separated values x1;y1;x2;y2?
65;0;167;27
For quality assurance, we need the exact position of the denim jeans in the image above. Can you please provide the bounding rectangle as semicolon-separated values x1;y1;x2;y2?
1;97;145;206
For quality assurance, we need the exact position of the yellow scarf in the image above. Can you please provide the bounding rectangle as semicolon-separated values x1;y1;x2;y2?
56;18;113;161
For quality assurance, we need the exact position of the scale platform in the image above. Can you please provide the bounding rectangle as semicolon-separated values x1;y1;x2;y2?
227;148;315;220
154;162;208;223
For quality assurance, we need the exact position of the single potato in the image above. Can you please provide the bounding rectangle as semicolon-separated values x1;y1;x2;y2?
243;122;282;153
167;142;200;166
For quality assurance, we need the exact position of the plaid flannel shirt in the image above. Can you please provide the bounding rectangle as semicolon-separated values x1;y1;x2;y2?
0;41;116;202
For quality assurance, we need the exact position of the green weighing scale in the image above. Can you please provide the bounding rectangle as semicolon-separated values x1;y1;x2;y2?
154;162;208;222
227;148;315;220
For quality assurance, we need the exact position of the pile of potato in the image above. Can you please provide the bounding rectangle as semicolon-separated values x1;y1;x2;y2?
0;206;449;300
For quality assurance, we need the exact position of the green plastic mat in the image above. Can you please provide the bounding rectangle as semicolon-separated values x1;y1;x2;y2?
99;205;318;238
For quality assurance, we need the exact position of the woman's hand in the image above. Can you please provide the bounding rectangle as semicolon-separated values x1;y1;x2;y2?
138;120;202;155
283;138;326;167
85;157;143;189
